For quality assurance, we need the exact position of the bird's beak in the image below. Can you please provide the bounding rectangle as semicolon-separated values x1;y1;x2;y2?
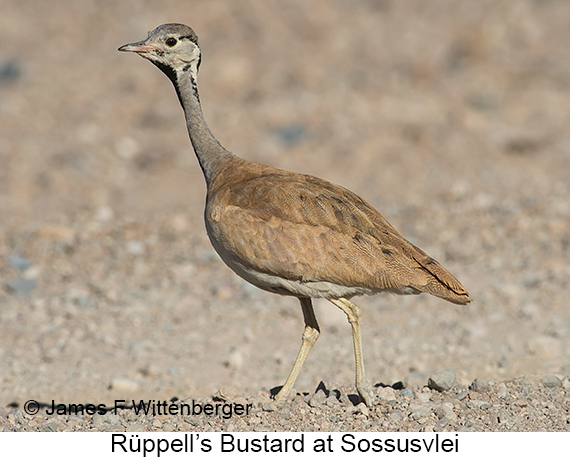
118;40;159;53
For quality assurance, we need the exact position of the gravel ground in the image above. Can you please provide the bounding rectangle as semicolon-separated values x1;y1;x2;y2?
2;376;570;432
1;0;570;432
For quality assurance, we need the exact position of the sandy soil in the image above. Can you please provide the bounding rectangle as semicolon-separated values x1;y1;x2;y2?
1;0;569;432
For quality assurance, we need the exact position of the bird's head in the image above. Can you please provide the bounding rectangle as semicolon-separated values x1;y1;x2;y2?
119;23;201;77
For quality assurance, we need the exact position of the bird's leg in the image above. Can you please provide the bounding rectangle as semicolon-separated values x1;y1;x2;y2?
273;297;320;407
329;297;375;407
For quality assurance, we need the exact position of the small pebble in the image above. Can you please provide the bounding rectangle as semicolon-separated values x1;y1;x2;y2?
428;369;456;392
4;278;36;295
92;413;105;427
40;421;58;432
410;406;431;419
216;386;241;401
434;403;454;419
497;383;509;399
261;402;277;412
152;419;163;429
355;402;369;416
115;136;140;160
541;375;562;388
183;417;201;427
324;396;339;407
415;392;431;402
307;390;326;407
110;377;139;393
468;399;490;409
377;387;396;402
470;377;490;392
126;240;145;256
0;60;22;82
94;206;114;222
162;422;176;432
399;389;414;399
434;417;450;432
226;348;244;369
345;405;356;415
521;375;541;385
513;398;529;408
8;254;30;271
388;410;404;422
451;391;468;401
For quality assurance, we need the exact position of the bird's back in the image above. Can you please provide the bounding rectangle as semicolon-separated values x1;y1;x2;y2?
205;157;471;305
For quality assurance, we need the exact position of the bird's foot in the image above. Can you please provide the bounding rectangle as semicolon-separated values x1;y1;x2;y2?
357;381;376;407
249;396;279;411
248;388;297;410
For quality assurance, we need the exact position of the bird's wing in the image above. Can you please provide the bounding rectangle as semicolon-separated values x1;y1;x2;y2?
207;169;470;303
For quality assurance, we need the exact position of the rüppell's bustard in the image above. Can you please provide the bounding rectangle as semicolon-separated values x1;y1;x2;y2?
119;24;471;407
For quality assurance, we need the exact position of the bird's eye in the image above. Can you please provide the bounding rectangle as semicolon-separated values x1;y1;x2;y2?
165;37;178;47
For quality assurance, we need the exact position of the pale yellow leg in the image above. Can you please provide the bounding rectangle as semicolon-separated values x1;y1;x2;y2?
273;297;320;406
329;297;375;406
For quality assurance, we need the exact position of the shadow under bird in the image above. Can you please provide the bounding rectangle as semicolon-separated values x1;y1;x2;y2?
119;24;471;407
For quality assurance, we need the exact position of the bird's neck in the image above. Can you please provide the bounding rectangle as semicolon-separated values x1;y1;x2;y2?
172;65;232;185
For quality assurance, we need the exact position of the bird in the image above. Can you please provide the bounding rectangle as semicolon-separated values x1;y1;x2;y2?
119;23;471;408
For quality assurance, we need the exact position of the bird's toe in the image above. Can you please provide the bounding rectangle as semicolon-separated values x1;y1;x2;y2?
357;381;376;407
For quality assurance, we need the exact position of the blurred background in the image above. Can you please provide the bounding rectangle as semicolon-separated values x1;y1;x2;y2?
1;0;569;406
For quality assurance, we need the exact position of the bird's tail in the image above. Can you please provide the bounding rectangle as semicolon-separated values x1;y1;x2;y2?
412;251;471;305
